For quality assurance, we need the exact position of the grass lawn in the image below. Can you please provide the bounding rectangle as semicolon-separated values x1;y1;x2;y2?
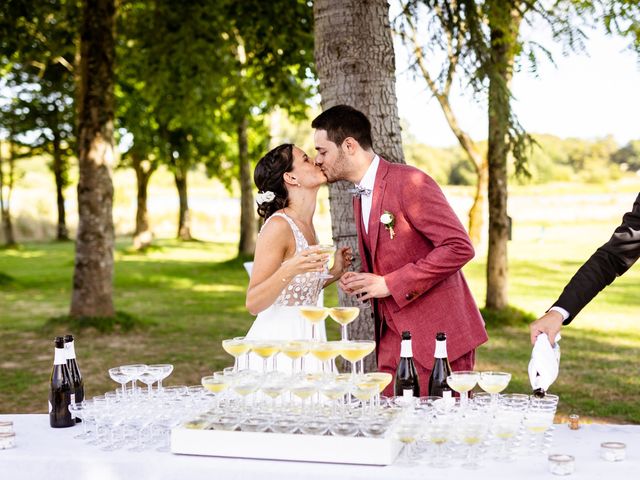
1;194;639;424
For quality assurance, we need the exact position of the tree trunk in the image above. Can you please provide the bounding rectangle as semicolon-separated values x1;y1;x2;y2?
174;164;192;241
314;0;404;370
238;115;257;256
438;98;487;246
0;139;17;247
70;0;116;318
468;157;488;246
52;132;69;241
485;2;521;311
132;153;155;250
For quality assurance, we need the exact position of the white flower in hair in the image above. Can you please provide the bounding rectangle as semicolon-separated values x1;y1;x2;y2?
256;191;276;205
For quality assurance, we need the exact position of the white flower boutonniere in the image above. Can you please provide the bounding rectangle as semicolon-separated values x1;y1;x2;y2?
380;210;395;239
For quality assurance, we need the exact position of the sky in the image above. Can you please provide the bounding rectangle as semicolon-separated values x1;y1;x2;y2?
394;23;640;148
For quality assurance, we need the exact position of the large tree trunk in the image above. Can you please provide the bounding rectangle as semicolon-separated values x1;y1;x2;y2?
52;132;69;241
238;115;256;256
132;152;155;250
70;0;116;318
0;139;17;247
485;2;521;310
174;164;192;241
314;0;404;370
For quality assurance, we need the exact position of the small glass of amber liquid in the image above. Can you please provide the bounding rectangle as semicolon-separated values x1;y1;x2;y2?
568;414;580;430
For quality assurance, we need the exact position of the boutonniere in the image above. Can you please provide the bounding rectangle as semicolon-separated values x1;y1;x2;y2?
380;211;395;239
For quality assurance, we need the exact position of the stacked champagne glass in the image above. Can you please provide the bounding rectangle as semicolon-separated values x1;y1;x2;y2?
389;371;560;468
68;362;213;452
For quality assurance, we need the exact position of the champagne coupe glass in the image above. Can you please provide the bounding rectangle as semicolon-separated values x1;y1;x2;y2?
148;364;173;391
250;341;280;373
478;371;511;408
339;340;376;378
320;380;349;417
492;411;522;462
299;306;329;342
108;367;131;396
523;400;556;454
309;341;341;373
447;371;479;409
261;377;288;414
364;372;393;406
233;375;261;411
120;364;148;396
315;244;337;280
328;306;360;341
280;340;310;373
290;380;318;412
353;381;379;418
222;337;251;373
68;402;90;439
139;366;164;395
427;417;452;468
458;418;488;469
394;420;423;466
201;375;229;409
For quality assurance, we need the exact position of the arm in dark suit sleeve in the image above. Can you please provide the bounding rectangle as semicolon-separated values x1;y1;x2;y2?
554;193;640;324
385;170;475;309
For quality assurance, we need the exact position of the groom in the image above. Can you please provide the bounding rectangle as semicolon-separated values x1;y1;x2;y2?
312;105;488;396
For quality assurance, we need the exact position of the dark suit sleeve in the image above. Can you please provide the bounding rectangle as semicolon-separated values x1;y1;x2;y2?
554;193;640;324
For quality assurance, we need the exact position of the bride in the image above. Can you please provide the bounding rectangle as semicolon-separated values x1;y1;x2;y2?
243;143;352;369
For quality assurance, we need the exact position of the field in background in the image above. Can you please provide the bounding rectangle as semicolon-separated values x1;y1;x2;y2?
1;172;639;423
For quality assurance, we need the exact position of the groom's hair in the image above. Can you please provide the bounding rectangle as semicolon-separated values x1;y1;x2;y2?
311;105;373;150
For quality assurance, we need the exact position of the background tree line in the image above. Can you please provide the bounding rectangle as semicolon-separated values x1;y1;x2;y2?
1;0;639;334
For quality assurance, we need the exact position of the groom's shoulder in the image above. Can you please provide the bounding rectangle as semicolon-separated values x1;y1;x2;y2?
382;158;437;184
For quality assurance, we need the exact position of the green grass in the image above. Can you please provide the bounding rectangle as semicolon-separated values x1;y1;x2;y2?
1;208;639;424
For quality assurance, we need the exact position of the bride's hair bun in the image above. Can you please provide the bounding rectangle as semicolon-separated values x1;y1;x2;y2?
254;143;294;219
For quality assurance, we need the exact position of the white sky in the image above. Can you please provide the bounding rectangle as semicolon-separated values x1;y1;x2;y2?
395;25;640;147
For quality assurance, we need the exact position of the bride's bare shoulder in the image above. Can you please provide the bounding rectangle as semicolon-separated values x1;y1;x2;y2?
257;213;292;244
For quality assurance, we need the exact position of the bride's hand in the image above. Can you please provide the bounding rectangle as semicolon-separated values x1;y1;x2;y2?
281;246;329;278
329;247;353;279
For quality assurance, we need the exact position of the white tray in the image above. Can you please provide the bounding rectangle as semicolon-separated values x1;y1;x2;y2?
171;427;402;465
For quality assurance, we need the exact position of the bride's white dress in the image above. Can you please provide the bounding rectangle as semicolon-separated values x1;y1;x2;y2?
243;213;326;371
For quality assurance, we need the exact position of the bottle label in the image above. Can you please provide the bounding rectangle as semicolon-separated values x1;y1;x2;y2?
434;339;448;359
65;341;77;360
403;389;413;398
70;394;76;418
54;348;66;365
400;339;413;357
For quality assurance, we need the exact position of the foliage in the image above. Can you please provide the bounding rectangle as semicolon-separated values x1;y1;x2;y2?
403;133;636;185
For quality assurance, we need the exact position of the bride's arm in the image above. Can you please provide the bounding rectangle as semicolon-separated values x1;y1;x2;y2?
246;218;327;315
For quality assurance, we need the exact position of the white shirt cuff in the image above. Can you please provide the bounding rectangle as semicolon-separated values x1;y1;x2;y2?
549;306;570;321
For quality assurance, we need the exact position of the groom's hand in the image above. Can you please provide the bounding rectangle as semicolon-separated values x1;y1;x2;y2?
339;272;390;301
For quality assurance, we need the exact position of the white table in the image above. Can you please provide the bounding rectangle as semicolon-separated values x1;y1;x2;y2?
1;415;638;480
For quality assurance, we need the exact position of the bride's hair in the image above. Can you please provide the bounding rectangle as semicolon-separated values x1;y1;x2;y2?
254;143;294;219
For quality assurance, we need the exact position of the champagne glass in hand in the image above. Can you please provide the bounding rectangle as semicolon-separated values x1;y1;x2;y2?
315;244;336;280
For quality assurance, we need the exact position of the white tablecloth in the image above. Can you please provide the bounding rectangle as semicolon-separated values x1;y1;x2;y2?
1;414;638;480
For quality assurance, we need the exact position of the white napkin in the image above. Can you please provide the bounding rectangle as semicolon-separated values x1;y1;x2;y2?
528;333;561;392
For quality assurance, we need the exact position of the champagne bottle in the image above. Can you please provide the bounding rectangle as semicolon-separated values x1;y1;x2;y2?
428;332;453;398
64;334;84;422
49;336;74;428
394;331;420;398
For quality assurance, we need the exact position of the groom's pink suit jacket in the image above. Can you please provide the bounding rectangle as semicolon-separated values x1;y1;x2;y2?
353;158;488;377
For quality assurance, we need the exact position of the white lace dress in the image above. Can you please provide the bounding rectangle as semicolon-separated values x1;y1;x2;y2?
243;213;326;371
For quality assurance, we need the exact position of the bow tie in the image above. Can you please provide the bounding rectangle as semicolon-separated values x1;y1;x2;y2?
352;185;372;198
